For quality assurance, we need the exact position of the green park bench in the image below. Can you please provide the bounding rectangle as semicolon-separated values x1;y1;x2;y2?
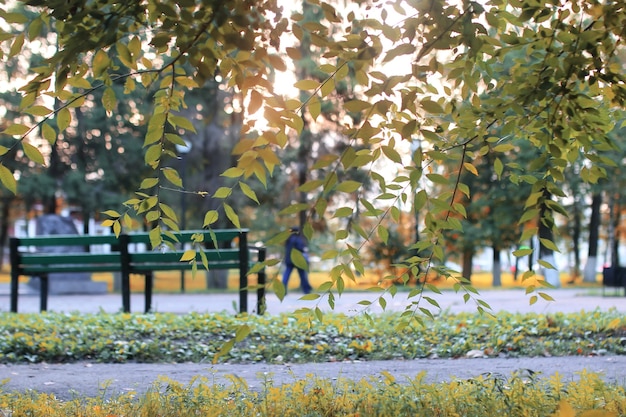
9;229;266;314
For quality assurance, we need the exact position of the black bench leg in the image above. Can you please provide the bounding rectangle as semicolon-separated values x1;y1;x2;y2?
122;272;131;313
10;273;19;313
40;275;48;312
256;247;266;315
145;272;153;313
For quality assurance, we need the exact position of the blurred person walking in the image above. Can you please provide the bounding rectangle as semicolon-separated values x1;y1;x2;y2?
282;227;312;294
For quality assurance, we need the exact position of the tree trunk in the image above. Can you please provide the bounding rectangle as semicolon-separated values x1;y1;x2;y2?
539;193;561;287
461;248;473;282
611;199;621;267
0;197;11;268
583;193;601;282
513;247;520;281
492;244;501;287
569;196;581;281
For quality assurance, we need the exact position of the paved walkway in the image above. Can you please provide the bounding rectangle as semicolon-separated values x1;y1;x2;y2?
1;286;625;315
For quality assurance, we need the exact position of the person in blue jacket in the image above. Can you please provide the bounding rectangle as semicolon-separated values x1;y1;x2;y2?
282;227;312;294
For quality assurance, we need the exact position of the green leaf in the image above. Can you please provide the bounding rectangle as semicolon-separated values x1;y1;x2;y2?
426;173;449;185
420;99;444;114
382;42;415;62
24;105;52;117
538;292;554;301
309;95;321;121
377;225;389;244
22;142;45;165
235;324;251;342
140;177;159;189
290;248;308;271
57;108;71;132
9;33;24;58
344;100;371;112
213;339;234;364
102;87;116;113
333;207;353;218
167;115;197;132
239;181;259;204
221;167;244;178
513;248;533;257
519;209;539;224
144;144;161;166
163;168;183;188
298;179;324;192
41;124;57;144
159;203;178;222
494;157;503;178
149;226;162;249
213;187;232;199
272;278;286;301
335;180;362;193
2;124;29;136
203;210;219;227
101;210;121;218
92;49;110;78
539;238;560;252
0;164;16;194
224;203;240;228
278;203;309;215
300;293;320;301
382;145;402;163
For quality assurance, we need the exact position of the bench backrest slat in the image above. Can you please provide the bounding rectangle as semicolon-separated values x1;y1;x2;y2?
125;229;246;245
13;234;119;246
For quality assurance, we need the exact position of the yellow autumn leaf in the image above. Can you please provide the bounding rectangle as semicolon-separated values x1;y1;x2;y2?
464;162;479;176
309;95;321;120
248;89;264;115
180;249;197;262
294;79;320;90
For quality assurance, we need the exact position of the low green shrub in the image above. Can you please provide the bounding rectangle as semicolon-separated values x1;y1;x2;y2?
1;369;624;416
0;310;624;364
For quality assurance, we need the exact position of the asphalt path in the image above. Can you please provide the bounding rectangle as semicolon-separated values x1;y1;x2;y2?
1;287;625;401
2;286;625;315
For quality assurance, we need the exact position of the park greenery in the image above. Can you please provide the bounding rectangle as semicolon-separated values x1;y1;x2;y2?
0;0;625;313
1;310;625;416
1;1;626;413
0;310;624;363
1;371;625;416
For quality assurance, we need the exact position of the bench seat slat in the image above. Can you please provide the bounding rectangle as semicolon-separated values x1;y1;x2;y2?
19;265;123;274
129;262;241;272
128;250;240;264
